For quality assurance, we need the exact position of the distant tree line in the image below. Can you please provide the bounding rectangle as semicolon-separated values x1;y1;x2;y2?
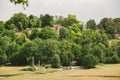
0;12;120;68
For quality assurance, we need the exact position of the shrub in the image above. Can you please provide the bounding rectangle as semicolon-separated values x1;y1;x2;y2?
82;54;99;68
51;54;61;68
0;54;7;65
22;67;36;71
111;54;120;63
45;64;52;69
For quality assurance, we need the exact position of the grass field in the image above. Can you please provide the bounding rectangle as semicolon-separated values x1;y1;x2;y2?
0;64;120;80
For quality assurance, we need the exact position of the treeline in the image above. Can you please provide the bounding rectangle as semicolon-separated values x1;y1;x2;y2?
0;12;120;68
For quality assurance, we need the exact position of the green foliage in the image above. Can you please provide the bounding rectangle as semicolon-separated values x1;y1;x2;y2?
5;20;14;30
0;21;5;32
86;19;96;30
30;28;40;40
62;14;80;27
6;42;20;61
59;27;69;39
2;30;17;41
10;52;32;66
51;54;61;68
1;13;120;68
0;53;7;65
28;15;38;28
104;54;120;64
0;36;11;51
40;26;58;40
40;14;54;27
99;18;117;39
82;54;99;68
15;33;29;45
35;18;42;28
39;39;59;64
111;54;120;63
10;0;29;8
71;43;82;60
5;13;29;30
113;18;120;34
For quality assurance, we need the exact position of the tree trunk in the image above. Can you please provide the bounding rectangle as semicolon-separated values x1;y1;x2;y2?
31;56;35;67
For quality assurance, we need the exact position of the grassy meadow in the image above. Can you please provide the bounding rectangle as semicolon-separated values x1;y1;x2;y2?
0;64;120;80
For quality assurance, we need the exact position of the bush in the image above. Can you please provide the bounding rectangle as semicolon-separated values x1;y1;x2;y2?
104;53;120;64
82;54;99;68
22;67;36;71
62;54;71;66
0;54;7;65
111;54;120;63
103;57;112;64
45;64;52;69
51;54;61;68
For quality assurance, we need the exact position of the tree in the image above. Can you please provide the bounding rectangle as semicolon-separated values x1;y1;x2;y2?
35;18;42;28
100;18;116;36
2;30;17;41
40;14;54;27
113;18;120;34
106;25;116;34
6;42;20;62
0;36;11;51
55;16;65;25
5;20;15;30
10;0;29;9
59;40;74;66
15;33;29;45
59;27;69;39
92;45;102;62
0;53;7;65
62;14;80;27
10;38;42;66
0;36;11;64
86;19;96;30
15;41;38;66
0;21;5;32
6;13;29;30
39;39;59;65
30;28;40;40
28;15;38;28
40;26;58;40
71;43;82;61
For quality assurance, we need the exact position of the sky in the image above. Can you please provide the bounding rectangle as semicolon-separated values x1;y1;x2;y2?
0;0;120;23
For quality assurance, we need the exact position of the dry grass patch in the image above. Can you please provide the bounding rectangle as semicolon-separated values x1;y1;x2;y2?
0;64;120;80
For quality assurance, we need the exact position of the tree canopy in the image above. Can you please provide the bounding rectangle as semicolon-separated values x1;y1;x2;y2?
0;12;120;68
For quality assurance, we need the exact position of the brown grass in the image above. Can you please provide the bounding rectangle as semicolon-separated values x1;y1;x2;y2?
0;64;120;80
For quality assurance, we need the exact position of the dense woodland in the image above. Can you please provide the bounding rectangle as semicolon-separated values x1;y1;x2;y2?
0;12;120;68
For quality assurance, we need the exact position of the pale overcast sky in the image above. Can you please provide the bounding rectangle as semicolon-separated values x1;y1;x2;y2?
0;0;120;23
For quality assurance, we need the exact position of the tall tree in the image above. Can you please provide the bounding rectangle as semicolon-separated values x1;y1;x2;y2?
28;15;38;28
39;39;59;64
6;13;29;30
40;14;54;27
86;19;96;30
62;14;80;27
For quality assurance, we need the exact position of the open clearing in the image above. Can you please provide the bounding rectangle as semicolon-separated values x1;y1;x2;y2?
0;64;120;80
